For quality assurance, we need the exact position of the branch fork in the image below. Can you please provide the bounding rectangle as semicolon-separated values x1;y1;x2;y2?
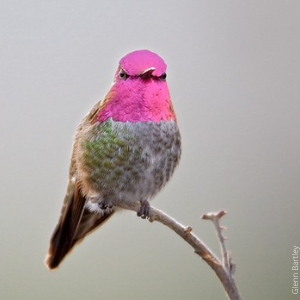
118;202;242;300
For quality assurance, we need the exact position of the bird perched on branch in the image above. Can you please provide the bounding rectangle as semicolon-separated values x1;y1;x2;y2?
45;49;181;269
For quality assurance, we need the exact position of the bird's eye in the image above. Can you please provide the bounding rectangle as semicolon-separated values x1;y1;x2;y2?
159;73;167;80
119;69;129;79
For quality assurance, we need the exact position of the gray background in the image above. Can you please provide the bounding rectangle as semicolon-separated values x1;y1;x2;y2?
0;1;299;299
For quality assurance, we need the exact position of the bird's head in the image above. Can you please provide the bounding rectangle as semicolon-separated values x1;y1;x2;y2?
92;50;175;123
115;49;167;81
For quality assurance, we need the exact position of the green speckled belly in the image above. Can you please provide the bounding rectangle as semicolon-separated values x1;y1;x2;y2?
77;118;181;205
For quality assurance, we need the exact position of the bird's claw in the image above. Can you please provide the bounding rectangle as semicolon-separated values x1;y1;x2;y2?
137;200;150;219
98;199;114;210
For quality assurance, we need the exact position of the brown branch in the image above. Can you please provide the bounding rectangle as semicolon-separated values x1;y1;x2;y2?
118;202;242;300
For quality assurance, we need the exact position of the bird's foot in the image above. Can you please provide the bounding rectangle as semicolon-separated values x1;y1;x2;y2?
98;198;114;210
137;200;150;219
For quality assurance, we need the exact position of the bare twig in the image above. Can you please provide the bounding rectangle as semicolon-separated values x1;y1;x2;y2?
202;211;233;273
118;202;242;300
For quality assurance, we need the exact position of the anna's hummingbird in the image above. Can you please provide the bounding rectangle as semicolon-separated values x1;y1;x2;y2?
45;50;181;269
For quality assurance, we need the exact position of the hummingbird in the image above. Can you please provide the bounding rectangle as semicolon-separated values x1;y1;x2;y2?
45;49;181;270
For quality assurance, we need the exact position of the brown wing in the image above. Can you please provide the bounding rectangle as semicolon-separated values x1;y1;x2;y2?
45;180;114;270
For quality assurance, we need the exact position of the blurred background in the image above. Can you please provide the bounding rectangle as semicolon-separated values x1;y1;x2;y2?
0;1;299;299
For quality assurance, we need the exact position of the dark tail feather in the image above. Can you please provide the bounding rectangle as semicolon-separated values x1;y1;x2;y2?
45;188;86;269
45;211;113;270
45;183;114;269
